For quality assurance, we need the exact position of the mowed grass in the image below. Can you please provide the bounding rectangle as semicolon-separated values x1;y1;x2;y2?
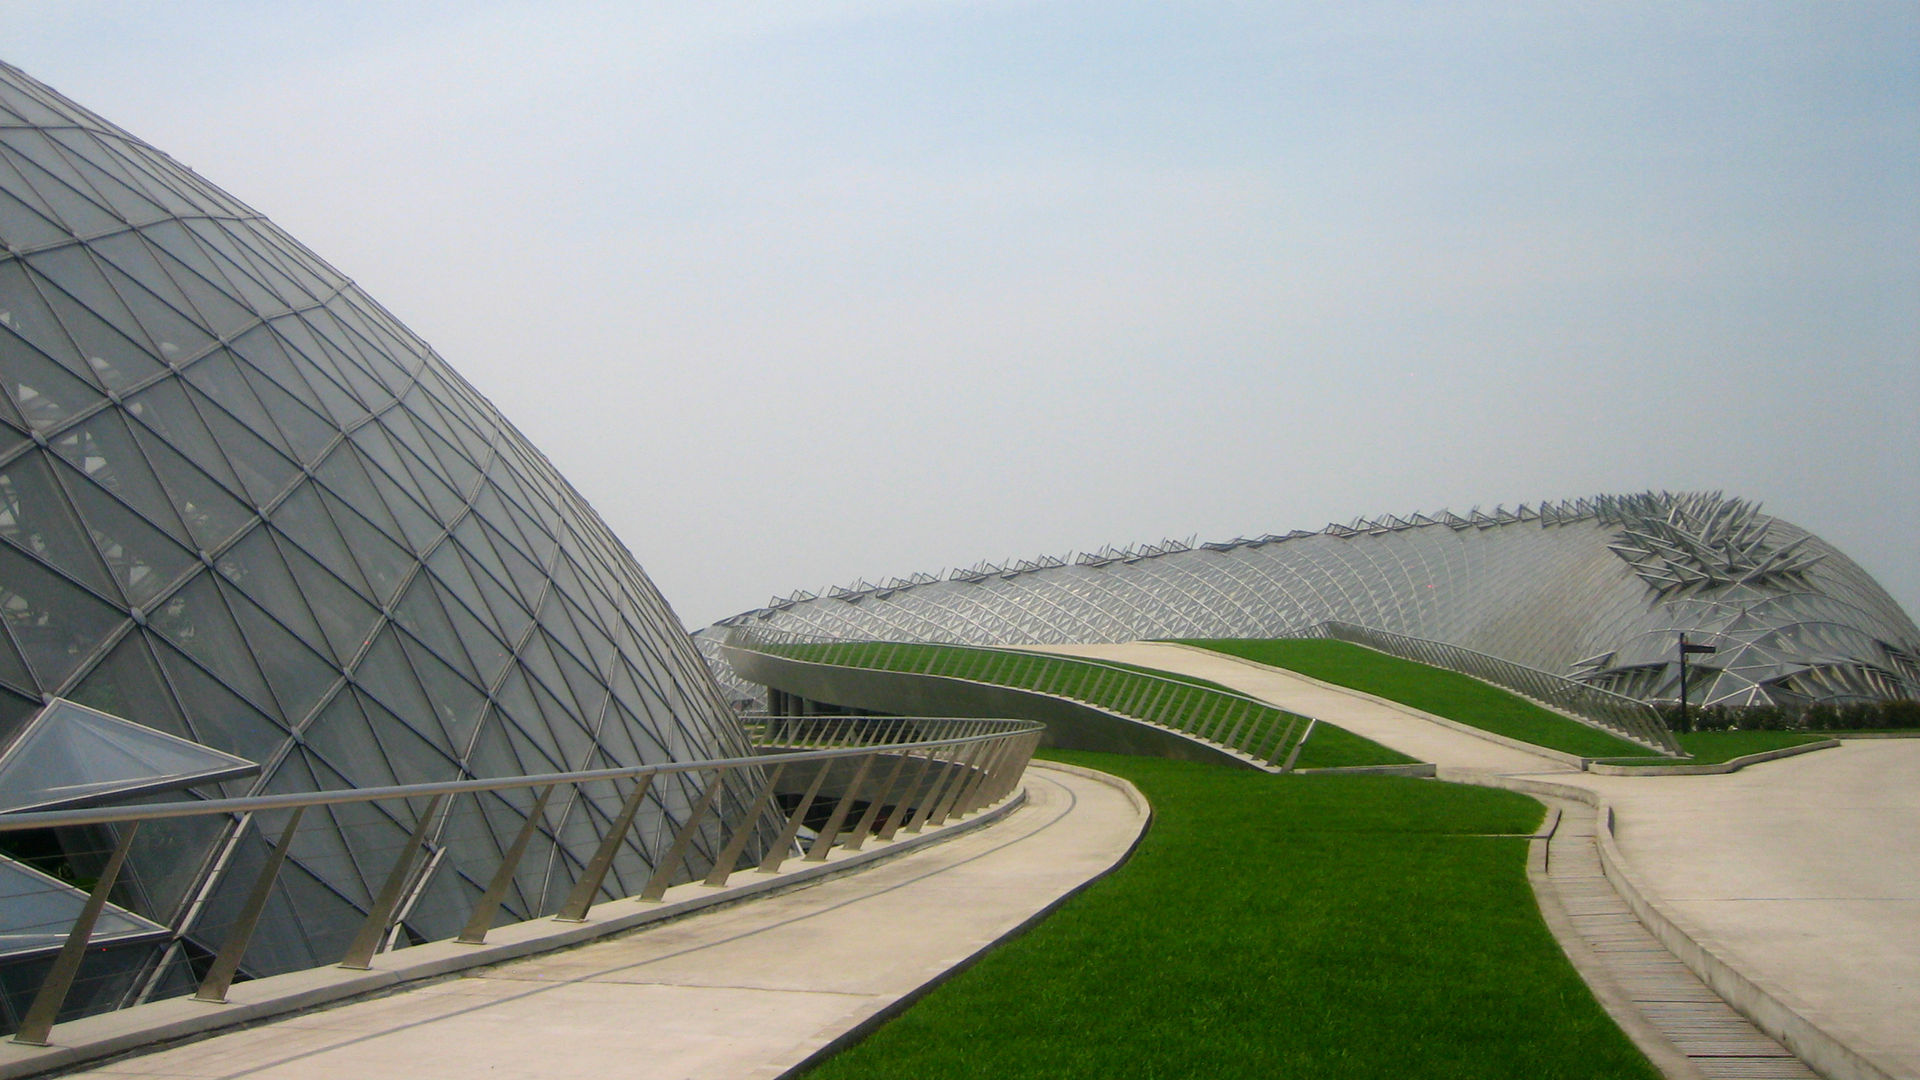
1176;639;1658;759
1601;729;1829;765
807;752;1659;1080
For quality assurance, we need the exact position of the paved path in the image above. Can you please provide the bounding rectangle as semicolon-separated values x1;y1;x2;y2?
1037;642;1914;1080
68;764;1146;1080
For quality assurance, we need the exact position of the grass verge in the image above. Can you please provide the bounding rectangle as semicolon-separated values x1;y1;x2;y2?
1174;638;1657;759
1599;729;1829;765
806;752;1659;1080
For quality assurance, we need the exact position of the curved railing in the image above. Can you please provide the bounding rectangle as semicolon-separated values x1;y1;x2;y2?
0;717;1040;1047
724;624;1321;772
1311;621;1681;754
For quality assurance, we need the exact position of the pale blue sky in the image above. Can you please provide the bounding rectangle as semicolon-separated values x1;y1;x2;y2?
7;1;1917;627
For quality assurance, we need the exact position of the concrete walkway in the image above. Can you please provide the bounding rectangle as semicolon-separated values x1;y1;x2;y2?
64;764;1147;1080
1037;642;1915;1080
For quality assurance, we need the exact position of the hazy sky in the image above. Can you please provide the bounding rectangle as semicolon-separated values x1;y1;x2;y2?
8;2;1917;629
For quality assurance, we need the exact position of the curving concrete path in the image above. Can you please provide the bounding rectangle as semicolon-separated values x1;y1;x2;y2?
1035;642;1916;1080
59;764;1147;1080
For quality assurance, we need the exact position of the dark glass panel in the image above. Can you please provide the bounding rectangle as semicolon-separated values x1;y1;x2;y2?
353;688;461;787
0;612;38;698
311;445;411;552
184;220;313;310
389;575;481;686
120;806;227;927
273;531;381;664
0;185;69;248
85;254;214;366
0;450;117;597
180;382;297;503
349;626;452;757
122;423;254;551
525;668;595;771
0;540;122;689
545;630;611;728
277;312;388;410
66;632;191;741
55;458;197;606
88;232;253;341
265;751;376;908
399;395;480;496
379;408;455;493
229;324;362;429
16;129;167;225
218;580;337;727
0;144;122;238
49;408;191;542
180;351;290;454
270;861;360;973
31;272;167;394
141;220;284;317
490;667;563;768
213;526;332;659
148;635;287;764
183;829;312;978
455;541;533;647
423;543;490;634
300;691;396;788
515;631;580;719
397;632;485;759
477;517;547;612
315;304;413;395
431;576;512;690
0;258;101;389
560;591;617;676
146;572;276;713
315;488;409;606
268;483;367;595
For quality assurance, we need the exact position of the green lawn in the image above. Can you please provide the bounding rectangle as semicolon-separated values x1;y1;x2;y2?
1600;729;1829;766
1174;639;1658;759
807;752;1658;1080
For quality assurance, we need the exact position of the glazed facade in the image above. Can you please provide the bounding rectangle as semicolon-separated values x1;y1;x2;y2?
704;493;1920;709
0;61;753;1021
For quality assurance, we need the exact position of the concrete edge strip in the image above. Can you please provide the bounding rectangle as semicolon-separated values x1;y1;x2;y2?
1465;773;1895;1080
0;789;1031;1080
1585;739;1840;776
1150;642;1594;768
769;761;1153;1080
1521;797;1709;1080
1292;762;1437;777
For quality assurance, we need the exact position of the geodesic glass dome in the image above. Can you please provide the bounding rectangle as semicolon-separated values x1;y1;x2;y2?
0;60;754;1019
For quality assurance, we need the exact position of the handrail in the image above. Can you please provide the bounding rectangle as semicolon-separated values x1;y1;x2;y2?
1310;621;1681;754
0;716;1041;1046
723;624;1321;772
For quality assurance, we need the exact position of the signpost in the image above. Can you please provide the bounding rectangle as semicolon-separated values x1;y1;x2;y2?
1677;633;1719;731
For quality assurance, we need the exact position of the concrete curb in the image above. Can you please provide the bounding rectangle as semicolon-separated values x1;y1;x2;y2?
1460;773;1895;1080
1292;762;1438;777
1586;739;1840;776
0;789;1030;1080
771;760;1152;1080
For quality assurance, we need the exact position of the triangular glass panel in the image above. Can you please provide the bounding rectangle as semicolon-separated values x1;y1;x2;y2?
231;354;342;467
122;420;255;551
179;381;297;504
212;526;333;660
389;575;481;686
20;130;168;225
269;483;369;596
89;231;255;342
315;488;409;607
352;687;461;788
0;856;168;959
0;609;38;697
180;350;290;453
142;220;282;316
431;576;512;690
0;184;70;249
66;632;191;743
272;528;382;664
0;698;258;813
0;449;117;598
0;540;124;689
229;323;359;426
311;444;410;552
397;631;486;760
300;691;396;789
349;626;453;757
55;456;197;607
49;408;191;542
86;252;215;365
218;579;338;728
32;269;168;394
184;219;313;310
146;571;282;715
0;142;122;238
0;258;102;390
147;635;287;765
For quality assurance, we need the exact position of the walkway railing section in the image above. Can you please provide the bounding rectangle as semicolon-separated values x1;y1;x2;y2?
0;717;1040;1047
1311;621;1681;754
724;624;1319;772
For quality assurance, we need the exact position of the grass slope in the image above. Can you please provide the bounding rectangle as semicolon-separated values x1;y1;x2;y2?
1176;639;1656;759
1602;730;1828;765
808;753;1658;1080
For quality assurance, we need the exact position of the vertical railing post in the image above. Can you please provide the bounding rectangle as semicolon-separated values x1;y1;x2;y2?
556;774;656;922
757;759;832;874
705;764;785;887
197;808;306;1000
458;786;556;944
806;753;876;861
11;823;141;1046
641;769;729;900
843;749;910;851
340;793;446;970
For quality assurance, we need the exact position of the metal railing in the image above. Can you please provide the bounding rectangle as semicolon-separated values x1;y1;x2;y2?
0;717;1040;1047
723;624;1320;771
1311;621;1681;754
